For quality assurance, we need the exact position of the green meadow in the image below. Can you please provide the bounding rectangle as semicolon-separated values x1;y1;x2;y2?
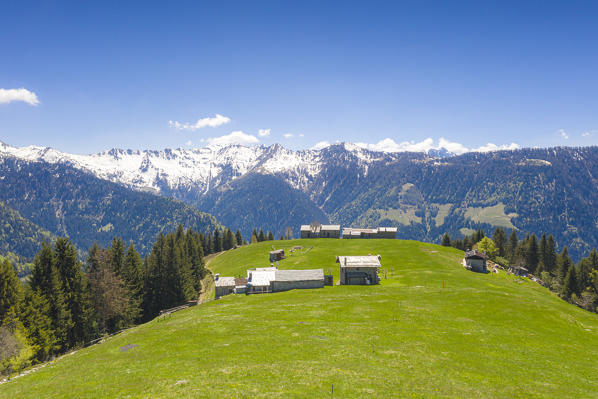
2;239;598;398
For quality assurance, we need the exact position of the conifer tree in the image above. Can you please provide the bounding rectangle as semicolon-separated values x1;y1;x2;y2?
441;233;451;246
556;247;573;284
21;287;57;361
561;266;578;299
30;243;72;352
54;238;93;346
110;237;126;276
492;228;507;257
258;229;265;242
0;258;22;320
525;234;539;273
537;234;548;274
268;231;274;241
251;233;258;244
124;243;144;319
544;235;557;274
235;230;243;246
577;249;597;294
213;229;222;253
507;230;518;263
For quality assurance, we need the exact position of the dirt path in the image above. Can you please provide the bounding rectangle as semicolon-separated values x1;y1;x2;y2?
197;252;222;303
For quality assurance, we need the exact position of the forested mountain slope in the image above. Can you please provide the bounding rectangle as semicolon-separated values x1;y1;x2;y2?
0;157;221;258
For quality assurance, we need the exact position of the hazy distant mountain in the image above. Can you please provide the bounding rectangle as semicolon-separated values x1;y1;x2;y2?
2;141;598;260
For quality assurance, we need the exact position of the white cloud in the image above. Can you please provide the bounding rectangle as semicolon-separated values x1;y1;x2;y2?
557;129;569;139
185;140;192;146
582;131;592;137
203;130;259;147
354;137;520;155
258;128;271;137
299;133;305;137
472;142;521;152
0;88;40;106
169;114;231;131
311;141;331;150
283;133;293;138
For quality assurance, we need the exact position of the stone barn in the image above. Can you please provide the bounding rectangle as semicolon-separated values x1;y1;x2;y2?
337;255;381;285
463;250;488;273
269;249;285;262
246;267;277;294
215;276;236;298
271;269;325;292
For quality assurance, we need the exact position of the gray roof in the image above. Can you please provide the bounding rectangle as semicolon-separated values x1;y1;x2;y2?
320;224;340;231
336;255;382;268
274;269;324;282
270;249;284;254
215;276;236;287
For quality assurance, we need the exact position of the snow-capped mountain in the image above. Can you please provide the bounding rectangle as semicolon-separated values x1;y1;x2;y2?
0;141;388;199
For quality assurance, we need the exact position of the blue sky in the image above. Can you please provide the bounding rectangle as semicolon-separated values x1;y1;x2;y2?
1;0;597;154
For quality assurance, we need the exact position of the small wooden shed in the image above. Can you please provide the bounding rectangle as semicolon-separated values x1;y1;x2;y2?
337;255;381;285
269;249;285;262
463;250;488;273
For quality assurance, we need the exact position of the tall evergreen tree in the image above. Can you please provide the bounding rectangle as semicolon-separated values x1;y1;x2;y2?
267;231;274;241
556;247;573;284
492;228;507;257
54;238;93;347
123;243;144;319
507;230;518;263
235;229;243;246
577;249;598;293
213;229;222;253
537;234;548;274
561;266;578;299
0;258;22;320
258;229;265;242
110;237;126;276
525;234;539;274
30;243;72;352
21;287;57;361
544;235;557;274
441;233;451;247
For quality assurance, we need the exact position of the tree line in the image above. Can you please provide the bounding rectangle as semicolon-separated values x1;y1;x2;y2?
442;228;598;313
0;225;259;376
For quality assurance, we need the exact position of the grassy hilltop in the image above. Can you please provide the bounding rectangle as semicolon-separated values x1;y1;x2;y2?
2;239;598;398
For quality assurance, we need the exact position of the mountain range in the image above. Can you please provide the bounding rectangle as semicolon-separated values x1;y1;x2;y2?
1;141;598;261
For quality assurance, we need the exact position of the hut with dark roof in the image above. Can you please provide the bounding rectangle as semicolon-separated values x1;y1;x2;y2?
463;250;488;273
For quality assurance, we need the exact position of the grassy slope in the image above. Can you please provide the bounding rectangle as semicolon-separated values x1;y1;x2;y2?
2;239;598;398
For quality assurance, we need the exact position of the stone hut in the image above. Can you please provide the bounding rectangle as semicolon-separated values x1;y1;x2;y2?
214;276;236;298
463;250;488;273
337;255;381;285
271;269;325;292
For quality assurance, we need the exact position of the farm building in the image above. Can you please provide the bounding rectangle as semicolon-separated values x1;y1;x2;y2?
463;250;488;273
300;224;341;238
234;277;248;294
342;227;397;239
271;269;325;292
337;255;381;285
269;249;285;262
508;265;529;277
246;267;277;294
215;275;236;298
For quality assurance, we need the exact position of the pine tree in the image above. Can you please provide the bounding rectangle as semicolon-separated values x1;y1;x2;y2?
213;229;222;253
110;237;126;276
441;233;451;246
492;228;506;257
21;287;57;361
556;247;572;284
561;266;578;299
251;234;258;244
0;258;22;320
268;231;274;241
123;243;144;320
258;229;265;242
507;230;518;263
525;234;539;274
30;243;72;353
577;250;597;294
545;235;557;274
54;238;93;347
235;230;243;246
537;234;548;274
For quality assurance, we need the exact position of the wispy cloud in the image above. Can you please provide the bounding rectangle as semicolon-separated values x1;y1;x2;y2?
353;138;520;155
582;131;592;137
185;140;192;146
299;133;304;137
169;114;231;131
258;128;271;137
0;88;40;106
201;131;259;147
557;129;569;139
283;133;293;139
